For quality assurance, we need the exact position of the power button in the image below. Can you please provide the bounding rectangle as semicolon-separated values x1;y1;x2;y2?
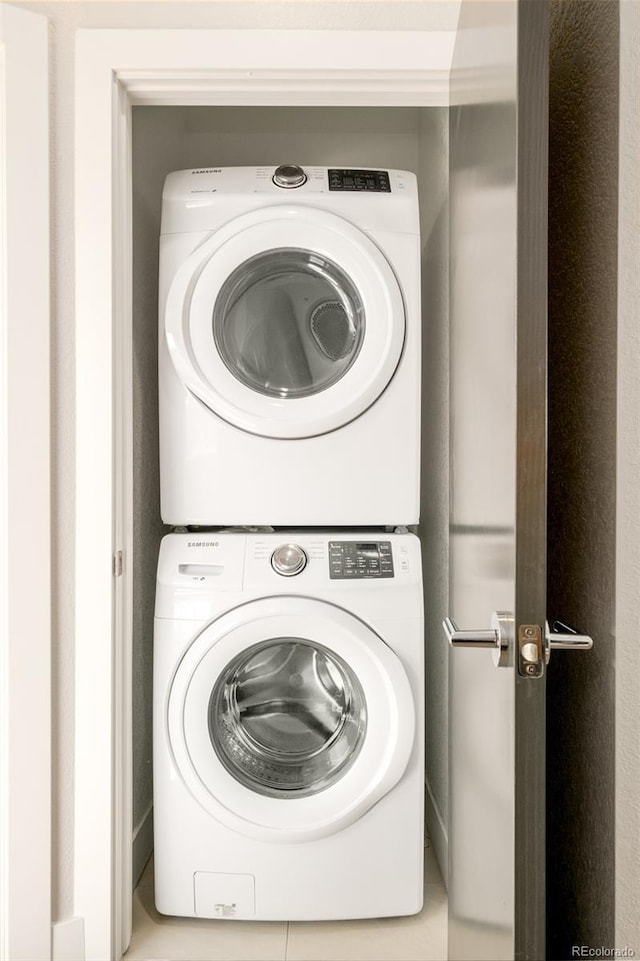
271;544;307;576
273;164;307;188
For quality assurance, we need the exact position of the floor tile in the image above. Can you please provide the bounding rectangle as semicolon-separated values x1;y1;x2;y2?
125;853;447;961
285;884;447;961
124;860;288;961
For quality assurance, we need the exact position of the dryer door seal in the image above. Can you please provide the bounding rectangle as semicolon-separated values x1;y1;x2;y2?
164;206;405;439
167;596;415;842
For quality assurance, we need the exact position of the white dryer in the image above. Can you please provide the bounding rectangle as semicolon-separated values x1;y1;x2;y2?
153;532;424;920
159;165;421;526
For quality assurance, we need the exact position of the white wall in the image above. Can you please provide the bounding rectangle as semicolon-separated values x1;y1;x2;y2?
616;0;640;952
0;7;51;959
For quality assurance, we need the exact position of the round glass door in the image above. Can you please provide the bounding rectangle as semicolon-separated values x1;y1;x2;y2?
209;638;367;798
167;596;415;842
213;249;365;399
164;207;406;439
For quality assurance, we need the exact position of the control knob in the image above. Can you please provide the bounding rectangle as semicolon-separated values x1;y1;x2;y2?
271;544;307;576
273;164;307;189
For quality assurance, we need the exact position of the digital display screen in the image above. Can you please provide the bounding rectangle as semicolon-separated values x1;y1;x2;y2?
357;543;379;556
328;169;391;192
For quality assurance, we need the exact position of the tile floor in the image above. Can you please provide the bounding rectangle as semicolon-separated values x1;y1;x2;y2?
124;841;447;961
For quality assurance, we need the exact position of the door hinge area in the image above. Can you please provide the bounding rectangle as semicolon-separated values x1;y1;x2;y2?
113;550;123;577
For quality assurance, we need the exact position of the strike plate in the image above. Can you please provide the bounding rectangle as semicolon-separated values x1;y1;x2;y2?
518;624;544;678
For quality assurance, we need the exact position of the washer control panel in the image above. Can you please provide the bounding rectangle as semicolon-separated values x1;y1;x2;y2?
328;541;394;579
328;169;391;192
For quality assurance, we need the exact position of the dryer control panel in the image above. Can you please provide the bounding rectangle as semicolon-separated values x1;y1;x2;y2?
328;540;394;579
328;169;391;192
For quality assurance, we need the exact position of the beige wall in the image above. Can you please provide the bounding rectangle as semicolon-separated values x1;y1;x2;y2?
547;0;619;953
616;0;640;952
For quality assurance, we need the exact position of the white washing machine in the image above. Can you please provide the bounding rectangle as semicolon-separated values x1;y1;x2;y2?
159;165;421;526
154;531;424;920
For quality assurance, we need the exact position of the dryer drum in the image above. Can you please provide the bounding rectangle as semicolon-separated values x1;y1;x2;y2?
211;248;364;399
309;300;357;361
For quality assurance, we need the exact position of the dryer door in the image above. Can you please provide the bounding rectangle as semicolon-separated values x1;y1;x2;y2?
167;596;415;842
164;206;405;438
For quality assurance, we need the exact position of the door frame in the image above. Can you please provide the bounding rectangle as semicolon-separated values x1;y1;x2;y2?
0;6;51;961
74;25;457;960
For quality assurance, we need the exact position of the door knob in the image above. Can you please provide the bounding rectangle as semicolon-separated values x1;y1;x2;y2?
443;612;512;668
443;613;593;676
544;619;593;663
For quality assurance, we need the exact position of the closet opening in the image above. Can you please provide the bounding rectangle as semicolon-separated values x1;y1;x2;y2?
126;103;449;961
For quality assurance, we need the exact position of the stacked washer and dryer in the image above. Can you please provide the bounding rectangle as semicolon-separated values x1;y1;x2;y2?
154;164;425;921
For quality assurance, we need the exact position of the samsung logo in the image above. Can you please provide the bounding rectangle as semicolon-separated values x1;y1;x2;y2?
191;169;221;174
188;541;220;548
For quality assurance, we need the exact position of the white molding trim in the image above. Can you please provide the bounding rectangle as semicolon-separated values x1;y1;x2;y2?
82;29;455;107
112;77;134;961
74;26;457;961
0;6;51;961
52;918;85;961
425;778;448;889
119;69;451;107
74;42;123;961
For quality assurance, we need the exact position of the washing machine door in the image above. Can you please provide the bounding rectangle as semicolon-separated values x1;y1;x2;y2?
164;206;405;438
167;596;415;842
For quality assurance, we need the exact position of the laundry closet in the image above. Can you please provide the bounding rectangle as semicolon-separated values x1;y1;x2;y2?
129;105;450;959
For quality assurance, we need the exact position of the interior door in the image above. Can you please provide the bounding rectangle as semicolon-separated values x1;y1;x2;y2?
447;1;549;959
